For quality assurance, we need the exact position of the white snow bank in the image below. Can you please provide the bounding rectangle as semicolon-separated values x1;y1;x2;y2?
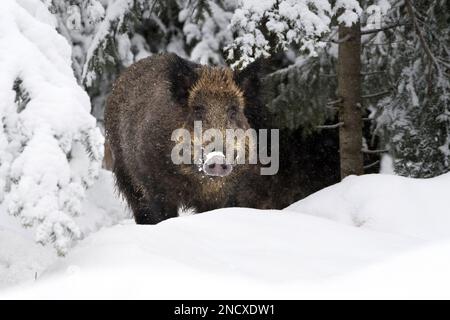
0;209;420;299
0;170;128;289
320;241;450;299
288;173;450;241
0;226;54;289
1;172;450;298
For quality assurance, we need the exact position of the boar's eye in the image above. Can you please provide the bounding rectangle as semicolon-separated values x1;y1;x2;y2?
228;106;238;120
193;105;204;119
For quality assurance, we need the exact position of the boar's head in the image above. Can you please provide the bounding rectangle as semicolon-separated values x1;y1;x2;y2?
169;55;262;188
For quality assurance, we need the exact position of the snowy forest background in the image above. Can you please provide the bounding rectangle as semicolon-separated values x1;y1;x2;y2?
0;0;449;294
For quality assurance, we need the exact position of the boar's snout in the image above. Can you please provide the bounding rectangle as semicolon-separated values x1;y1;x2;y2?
203;152;232;177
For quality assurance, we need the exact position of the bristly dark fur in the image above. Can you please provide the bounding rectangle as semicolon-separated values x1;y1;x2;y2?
168;54;199;106
234;60;269;130
105;53;340;225
105;53;256;224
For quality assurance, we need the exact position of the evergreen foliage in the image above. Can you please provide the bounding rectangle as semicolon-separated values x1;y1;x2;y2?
0;0;103;255
46;0;450;177
374;0;450;177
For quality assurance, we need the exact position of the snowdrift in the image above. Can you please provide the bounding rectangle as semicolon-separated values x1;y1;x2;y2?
1;172;450;299
288;173;450;240
0;170;128;288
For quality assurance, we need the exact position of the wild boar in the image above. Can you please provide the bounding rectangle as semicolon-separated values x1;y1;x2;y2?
105;53;264;223
105;53;340;224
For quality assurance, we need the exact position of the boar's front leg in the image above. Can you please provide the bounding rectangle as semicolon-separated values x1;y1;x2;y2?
132;193;178;224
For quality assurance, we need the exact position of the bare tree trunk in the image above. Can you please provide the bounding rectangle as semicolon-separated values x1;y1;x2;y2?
103;140;114;170
337;22;364;179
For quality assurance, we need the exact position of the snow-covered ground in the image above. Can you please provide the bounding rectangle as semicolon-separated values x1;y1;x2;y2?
0;170;129;289
1;171;450;299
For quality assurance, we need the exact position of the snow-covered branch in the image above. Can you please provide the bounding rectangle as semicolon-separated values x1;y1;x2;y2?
0;0;103;255
226;0;332;69
405;0;440;72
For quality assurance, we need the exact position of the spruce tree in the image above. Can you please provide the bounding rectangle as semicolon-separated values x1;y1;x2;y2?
374;0;450;177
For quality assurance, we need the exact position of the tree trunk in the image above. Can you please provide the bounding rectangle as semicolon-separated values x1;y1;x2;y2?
103;140;114;171
337;22;363;179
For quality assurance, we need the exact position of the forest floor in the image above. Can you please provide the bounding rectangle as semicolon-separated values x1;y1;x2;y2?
1;171;450;299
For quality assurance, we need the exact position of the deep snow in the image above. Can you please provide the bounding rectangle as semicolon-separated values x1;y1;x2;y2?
1;171;450;299
0;170;129;288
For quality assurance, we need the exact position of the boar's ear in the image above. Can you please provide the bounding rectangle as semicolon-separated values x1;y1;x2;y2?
234;60;262;106
168;54;199;106
234;60;271;128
